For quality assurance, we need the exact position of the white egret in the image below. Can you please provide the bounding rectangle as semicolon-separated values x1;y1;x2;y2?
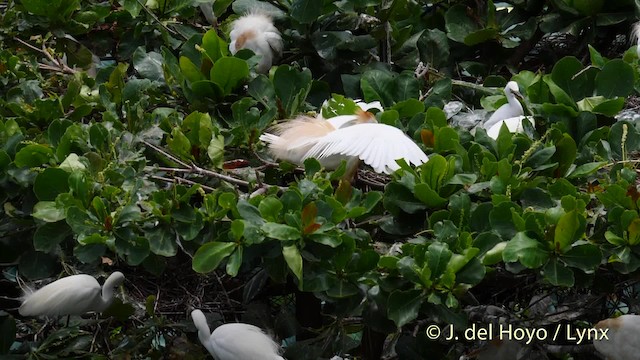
482;81;534;140
229;13;283;73
191;309;285;360
19;272;124;317
260;107;428;176
593;314;640;360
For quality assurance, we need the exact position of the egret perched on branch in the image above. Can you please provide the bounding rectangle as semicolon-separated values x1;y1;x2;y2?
260;104;429;176
191;309;285;360
593;314;640;360
229;13;283;73
19;272;124;317
482;81;534;140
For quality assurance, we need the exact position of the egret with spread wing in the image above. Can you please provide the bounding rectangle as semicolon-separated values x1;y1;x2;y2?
260;106;428;176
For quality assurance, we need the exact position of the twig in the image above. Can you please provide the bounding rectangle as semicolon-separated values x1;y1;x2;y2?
149;175;216;192
141;140;190;168
135;0;185;40
14;37;77;74
143;141;289;193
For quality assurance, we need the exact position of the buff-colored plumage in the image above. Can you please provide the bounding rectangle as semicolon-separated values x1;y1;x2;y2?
260;109;429;174
191;310;284;360
229;13;282;73
593;314;640;360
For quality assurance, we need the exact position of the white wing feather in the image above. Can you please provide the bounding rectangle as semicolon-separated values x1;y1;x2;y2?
304;123;428;174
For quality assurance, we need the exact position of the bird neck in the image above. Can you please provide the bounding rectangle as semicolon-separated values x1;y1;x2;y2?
198;328;216;355
506;92;523;114
98;274;120;311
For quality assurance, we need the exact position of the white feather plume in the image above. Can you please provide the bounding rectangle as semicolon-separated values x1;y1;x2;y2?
229;13;282;73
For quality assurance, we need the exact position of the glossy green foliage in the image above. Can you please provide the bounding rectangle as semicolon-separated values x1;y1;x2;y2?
3;0;640;358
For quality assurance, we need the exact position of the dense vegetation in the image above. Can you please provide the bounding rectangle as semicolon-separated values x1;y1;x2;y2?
2;0;640;359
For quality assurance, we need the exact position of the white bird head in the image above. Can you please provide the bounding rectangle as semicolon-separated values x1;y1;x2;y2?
505;81;523;101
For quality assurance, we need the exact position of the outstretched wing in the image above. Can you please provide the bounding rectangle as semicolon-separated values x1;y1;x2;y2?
303;123;428;174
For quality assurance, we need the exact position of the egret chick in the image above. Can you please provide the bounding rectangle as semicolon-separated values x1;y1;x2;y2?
483;81;524;133
229;13;283;73
593;314;640;360
191;309;284;360
19;272;124;317
260;109;428;175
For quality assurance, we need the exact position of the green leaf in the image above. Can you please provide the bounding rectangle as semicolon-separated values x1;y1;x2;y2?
66;207;101;234
33;222;71;253
445;4;480;43
568;161;607;179
283;245;303;288
290;0;323;24
595;59;634;98
262;223;301;241
207;134;224;168
503;232;549;268
428;242;452;278
361;70;395;107
192;242;237;273
226;247;243;276
413;183;447;208
274;66;312;117
0;314;16;354
179;56;205;83
553;134;576;177
561;244;602;272
554;210;580;253
550;56;591;102
32;201;66;222
33;168;70;201
383;182;427;214
14;144;54;168
543;258;574;287
202;29;229;63
388;289;423;328
210;57;249;95
420;154;447;191
167;128;192;161
258;197;283;222
146;227;178;257
133;48;164;81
